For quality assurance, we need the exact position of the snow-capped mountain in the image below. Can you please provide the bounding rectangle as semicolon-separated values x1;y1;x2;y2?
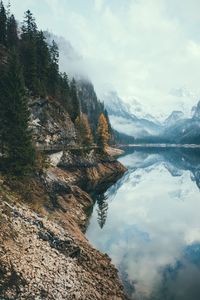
102;91;134;120
102;91;162;138
102;90;200;144
169;87;199;119
164;111;185;127
125;98;162;125
192;100;200;120
162;108;200;144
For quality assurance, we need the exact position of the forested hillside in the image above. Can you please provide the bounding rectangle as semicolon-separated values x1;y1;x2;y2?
0;1;114;176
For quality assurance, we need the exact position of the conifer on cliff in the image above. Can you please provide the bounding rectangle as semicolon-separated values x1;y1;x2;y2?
75;113;93;146
0;1;7;46
97;113;110;149
4;50;35;175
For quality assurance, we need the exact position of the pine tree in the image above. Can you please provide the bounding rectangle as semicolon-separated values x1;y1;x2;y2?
104;109;112;132
75;113;93;146
35;31;50;96
21;10;37;38
0;1;7;46
49;40;59;65
47;40;59;96
70;78;80;122
7;14;18;49
61;72;69;94
6;0;10;18
0;61;7;155
97;113;110;149
58;72;70;109
4;50;35;175
20;10;38;93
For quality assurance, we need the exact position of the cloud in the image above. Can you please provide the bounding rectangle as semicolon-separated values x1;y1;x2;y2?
86;158;200;297
94;0;104;12
9;0;200;118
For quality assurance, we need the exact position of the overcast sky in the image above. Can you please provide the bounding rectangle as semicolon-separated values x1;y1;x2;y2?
9;0;200;118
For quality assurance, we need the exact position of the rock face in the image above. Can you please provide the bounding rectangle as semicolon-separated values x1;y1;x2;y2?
102;90;162;139
57;149;126;193
192;100;200;120
164;111;185;127
0;154;128;300
0;42;129;299
76;80;104;133
29;97;76;146
0;59;128;298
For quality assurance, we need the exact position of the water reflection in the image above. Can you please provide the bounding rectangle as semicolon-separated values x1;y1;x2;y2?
96;193;109;229
86;148;200;300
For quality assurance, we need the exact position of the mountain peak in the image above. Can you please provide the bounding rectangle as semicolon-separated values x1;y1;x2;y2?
192;100;200;119
101;91;134;120
164;111;185;127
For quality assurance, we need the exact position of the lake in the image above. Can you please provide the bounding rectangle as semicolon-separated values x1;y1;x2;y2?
86;148;200;300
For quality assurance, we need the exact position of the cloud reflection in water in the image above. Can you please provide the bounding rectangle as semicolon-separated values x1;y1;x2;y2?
86;149;200;299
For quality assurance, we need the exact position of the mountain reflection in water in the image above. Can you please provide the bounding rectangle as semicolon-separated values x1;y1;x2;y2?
86;148;200;300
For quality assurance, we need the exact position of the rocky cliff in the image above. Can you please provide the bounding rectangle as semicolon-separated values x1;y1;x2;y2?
29;97;76;147
0;85;128;299
0;148;128;300
0;12;129;299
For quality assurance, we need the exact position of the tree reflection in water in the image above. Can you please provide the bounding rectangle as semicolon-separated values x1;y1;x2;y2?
96;193;109;229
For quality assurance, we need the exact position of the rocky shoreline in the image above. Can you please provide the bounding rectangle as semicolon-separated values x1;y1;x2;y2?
0;153;128;299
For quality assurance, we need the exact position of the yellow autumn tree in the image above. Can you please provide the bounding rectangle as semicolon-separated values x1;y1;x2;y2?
97;113;110;149
75;113;93;146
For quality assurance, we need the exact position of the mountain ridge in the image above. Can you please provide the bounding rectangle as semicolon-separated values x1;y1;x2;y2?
102;90;200;144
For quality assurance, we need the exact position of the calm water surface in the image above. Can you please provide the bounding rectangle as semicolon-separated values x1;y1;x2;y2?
86;148;200;300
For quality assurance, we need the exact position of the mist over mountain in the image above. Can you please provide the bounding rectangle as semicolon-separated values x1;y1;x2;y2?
163;101;200;144
164;111;185;127
101;90;200;144
44;33;199;118
44;31;88;80
42;33;200;145
192;101;200;120
101;91;163;139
